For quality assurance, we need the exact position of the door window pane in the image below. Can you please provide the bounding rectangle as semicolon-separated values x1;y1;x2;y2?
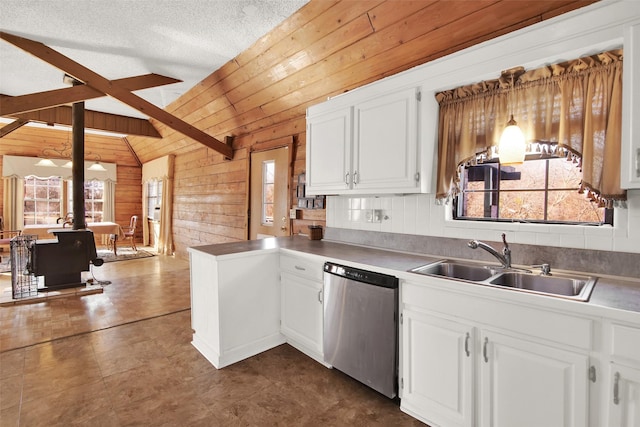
262;160;275;225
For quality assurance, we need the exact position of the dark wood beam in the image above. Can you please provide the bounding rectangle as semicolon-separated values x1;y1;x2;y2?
0;74;181;116
4;103;162;138
0;118;29;137
0;31;234;159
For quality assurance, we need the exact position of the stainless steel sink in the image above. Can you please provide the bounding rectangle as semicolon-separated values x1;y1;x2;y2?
489;272;597;301
410;260;598;301
411;261;496;282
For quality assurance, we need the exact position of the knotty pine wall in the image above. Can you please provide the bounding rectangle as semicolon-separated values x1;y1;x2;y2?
1;0;596;258
0;125;142;239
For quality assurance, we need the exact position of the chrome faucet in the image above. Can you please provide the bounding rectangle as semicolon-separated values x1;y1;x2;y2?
468;233;512;269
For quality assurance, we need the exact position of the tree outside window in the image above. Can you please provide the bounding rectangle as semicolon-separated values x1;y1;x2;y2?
456;156;610;225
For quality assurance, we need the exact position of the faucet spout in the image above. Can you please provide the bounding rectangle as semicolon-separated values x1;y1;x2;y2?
468;233;512;269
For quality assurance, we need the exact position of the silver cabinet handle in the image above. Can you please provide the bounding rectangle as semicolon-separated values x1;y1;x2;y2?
345;173;350;185
483;337;489;363
613;372;620;405
317;290;322;303
589;366;597;383
294;265;306;271
464;332;470;357
353;170;359;184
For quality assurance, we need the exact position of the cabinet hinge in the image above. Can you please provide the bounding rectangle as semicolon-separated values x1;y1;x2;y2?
414;172;420;182
401;378;404;389
416;91;421;102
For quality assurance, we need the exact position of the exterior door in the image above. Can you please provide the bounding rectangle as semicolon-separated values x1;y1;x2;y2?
250;146;290;239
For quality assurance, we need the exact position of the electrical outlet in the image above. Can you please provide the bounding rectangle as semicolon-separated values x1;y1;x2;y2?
289;208;298;219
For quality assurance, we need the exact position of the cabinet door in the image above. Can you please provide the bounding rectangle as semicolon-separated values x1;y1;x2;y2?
280;272;323;357
401;308;474;427
608;364;640;427
353;87;419;192
305;106;352;195
621;21;640;189
480;331;589;427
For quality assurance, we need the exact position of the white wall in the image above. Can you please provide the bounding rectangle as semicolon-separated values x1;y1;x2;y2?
326;189;640;254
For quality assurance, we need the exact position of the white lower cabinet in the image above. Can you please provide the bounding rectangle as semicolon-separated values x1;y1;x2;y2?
606;322;640;427
400;279;592;427
607;364;640;427
401;309;474;427
279;252;326;365
188;249;284;369
479;330;589;427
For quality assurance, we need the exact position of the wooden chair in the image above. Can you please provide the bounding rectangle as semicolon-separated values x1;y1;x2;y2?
57;212;73;228
121;215;138;251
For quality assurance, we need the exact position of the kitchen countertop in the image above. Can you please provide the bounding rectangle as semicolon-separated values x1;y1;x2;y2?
189;236;640;315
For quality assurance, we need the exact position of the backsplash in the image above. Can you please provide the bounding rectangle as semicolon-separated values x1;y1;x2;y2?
324;190;640;276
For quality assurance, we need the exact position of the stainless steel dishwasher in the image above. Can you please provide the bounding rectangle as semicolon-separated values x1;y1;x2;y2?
323;262;399;398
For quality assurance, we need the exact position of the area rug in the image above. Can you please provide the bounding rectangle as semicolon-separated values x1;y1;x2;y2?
96;248;155;263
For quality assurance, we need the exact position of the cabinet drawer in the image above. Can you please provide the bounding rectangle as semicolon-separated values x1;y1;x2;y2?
280;254;324;282
403;280;593;350
611;323;640;365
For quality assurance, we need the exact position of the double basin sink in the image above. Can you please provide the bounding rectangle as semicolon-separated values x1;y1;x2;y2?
410;260;598;301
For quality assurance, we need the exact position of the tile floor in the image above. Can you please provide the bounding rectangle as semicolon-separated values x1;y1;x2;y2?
0;252;425;426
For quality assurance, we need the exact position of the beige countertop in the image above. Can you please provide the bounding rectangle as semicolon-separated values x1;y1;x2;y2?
189;236;640;315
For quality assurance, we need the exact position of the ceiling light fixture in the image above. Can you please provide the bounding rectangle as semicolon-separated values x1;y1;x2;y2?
87;161;107;172
498;67;526;165
35;158;57;167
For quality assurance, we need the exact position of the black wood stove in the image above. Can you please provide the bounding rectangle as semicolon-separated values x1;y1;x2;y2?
30;229;104;291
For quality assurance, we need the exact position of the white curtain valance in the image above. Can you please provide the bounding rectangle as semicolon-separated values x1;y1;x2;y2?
2;155;117;181
142;155;172;182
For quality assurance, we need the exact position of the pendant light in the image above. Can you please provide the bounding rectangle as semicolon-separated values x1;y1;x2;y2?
498;68;526;165
87;161;107;171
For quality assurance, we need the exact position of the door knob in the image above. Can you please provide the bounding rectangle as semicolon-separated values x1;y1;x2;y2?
280;216;287;231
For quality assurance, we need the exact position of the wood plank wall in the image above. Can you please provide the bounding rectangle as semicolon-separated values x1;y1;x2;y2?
1;0;597;258
127;0;595;258
0;125;142;241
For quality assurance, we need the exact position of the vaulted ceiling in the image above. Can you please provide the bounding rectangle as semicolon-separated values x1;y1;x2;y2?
1;0;598;166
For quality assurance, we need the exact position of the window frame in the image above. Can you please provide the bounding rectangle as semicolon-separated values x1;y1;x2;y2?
67;180;105;223
147;180;163;220
453;154;613;226
23;176;63;226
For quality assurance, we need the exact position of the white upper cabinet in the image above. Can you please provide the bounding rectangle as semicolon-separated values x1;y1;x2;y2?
306;106;352;194
306;87;421;195
621;20;640;189
353;88;420;192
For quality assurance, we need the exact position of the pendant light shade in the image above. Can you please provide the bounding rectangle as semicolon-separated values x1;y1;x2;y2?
498;67;527;165
87;161;107;172
35;158;57;167
499;114;526;165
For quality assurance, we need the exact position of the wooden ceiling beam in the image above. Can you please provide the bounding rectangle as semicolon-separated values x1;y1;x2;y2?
0;31;234;159
0;118;29;137
5;104;163;138
0;73;181;116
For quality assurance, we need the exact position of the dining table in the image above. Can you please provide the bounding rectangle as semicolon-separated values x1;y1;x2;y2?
22;221;125;254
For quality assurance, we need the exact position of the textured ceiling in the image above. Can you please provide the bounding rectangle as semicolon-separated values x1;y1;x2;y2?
0;0;308;120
